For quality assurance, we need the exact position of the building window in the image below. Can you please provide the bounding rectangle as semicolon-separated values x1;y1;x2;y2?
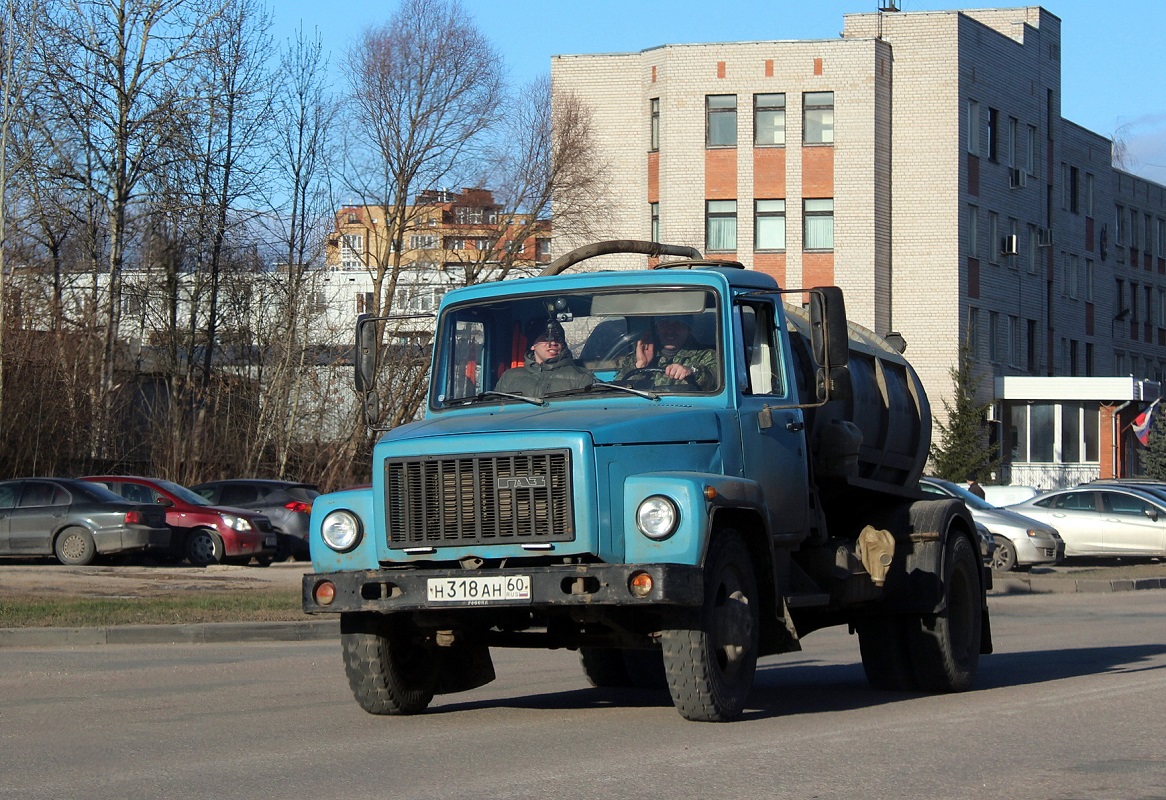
988;311;999;362
968;205;979;258
1026;223;1038;274
1008;116;1019;167
1130;281;1140;324
650;202;660;243
1009;315;1020;367
987;107;999;161
705;200;737;251
1026;124;1036;175
444;237;465;250
340;233;364;269
1067;254;1079;299
1131;209;1140;249
356;292;375;314
408;234;438;250
753;93;785;146
1085;173;1094;217
1116;205;1125;244
706;95;737;147
1069;167;1079;214
1027;319;1037;372
1146;215;1155;257
536;238;551;259
803;91;834;144
650;98;660;151
1085;259;1094;302
988;212;999;264
967;99;980;155
1159;217;1166;255
803;199;834;250
968;307;980;353
754;199;786;250
1008;218;1019;268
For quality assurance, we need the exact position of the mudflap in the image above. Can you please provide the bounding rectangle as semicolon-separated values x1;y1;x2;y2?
436;644;496;695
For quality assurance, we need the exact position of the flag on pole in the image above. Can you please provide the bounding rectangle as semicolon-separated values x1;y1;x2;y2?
1132;398;1161;447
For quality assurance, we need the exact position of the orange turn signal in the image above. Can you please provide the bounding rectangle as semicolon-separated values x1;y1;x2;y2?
704;485;717;500
314;581;336;606
629;572;654;598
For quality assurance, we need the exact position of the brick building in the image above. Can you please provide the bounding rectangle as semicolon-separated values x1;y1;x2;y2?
551;5;1166;487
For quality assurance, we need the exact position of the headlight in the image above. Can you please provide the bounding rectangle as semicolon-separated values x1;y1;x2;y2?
322;510;362;552
220;514;252;532
636;496;679;540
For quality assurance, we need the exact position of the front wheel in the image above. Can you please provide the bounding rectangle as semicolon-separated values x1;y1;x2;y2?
341;612;437;715
662;530;759;721
54;527;97;566
991;536;1018;572
186;529;224;567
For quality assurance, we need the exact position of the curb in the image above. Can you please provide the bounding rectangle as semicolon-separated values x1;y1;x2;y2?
0;619;339;649
989;575;1166;595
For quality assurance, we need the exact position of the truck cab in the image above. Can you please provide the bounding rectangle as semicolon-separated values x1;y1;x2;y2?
304;242;990;722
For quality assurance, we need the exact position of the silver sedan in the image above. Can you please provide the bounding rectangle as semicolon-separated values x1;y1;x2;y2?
1008;484;1166;559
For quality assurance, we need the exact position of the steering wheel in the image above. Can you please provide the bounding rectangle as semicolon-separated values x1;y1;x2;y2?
617;366;701;392
600;330;644;363
617;367;665;386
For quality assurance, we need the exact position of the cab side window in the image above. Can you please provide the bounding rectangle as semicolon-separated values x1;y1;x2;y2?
738;302;785;396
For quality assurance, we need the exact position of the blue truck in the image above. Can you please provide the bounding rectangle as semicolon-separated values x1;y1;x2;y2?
303;240;991;722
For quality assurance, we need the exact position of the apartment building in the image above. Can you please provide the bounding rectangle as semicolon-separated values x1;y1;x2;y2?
551;5;1166;487
326;188;551;340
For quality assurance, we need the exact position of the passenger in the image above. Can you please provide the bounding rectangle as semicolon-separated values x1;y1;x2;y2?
617;315;717;390
494;319;594;398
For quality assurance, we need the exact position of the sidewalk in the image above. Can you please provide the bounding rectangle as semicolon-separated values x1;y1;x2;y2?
2;563;1163;649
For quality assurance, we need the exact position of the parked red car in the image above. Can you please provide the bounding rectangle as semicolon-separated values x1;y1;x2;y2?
82;476;277;566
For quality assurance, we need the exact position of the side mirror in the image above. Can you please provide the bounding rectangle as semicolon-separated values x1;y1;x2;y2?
808;287;849;370
355;314;378;394
156;497;174;508
1145;507;1159;522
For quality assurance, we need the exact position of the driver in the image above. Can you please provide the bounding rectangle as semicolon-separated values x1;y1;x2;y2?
495;318;594;398
616;315;716;390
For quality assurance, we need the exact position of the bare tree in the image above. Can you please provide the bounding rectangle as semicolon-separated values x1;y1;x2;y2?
343;0;504;317
36;0;228;457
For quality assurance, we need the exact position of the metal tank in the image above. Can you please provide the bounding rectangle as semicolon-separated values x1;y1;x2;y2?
785;304;931;496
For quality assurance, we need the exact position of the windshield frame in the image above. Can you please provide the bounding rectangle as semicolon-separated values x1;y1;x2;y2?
429;285;724;410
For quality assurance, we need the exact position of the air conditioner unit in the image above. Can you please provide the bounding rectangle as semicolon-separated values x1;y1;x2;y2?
1036;228;1054;247
1000;234;1018;256
1009;167;1027;188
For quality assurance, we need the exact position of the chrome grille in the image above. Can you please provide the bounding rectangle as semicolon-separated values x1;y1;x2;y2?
385;450;574;547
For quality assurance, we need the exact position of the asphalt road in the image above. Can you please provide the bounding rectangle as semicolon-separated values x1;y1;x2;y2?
2;591;1164;800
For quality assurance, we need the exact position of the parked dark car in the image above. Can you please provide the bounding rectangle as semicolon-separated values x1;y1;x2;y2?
82;476;277;567
0;478;170;566
190;479;319;561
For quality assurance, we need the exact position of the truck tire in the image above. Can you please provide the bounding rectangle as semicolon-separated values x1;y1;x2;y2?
661;530;759;721
54;527;97;566
907;532;982;692
580;648;630;687
580;648;668;689
341;612;436;715
855;616;917;691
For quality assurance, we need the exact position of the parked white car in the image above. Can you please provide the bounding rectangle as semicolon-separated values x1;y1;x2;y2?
919;478;1063;572
1008;484;1166;559
981;484;1039;507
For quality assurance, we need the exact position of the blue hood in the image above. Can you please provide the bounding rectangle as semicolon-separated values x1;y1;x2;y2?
381;403;724;447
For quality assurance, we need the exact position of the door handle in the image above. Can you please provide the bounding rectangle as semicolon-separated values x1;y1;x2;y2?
786;420;804;432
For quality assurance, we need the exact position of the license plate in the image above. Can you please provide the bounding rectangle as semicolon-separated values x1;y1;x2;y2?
427;575;532;604
265;534;278;547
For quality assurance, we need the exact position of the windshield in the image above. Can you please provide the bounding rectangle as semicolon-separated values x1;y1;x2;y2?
932;478;995;511
155;479;213;506
431;287;723;407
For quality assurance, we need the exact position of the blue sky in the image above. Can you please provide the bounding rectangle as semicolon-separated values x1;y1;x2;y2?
270;0;1166;184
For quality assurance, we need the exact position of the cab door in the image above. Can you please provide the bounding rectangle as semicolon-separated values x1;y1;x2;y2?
734;299;808;541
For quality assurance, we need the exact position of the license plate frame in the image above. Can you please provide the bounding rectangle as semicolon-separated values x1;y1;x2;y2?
426;575;532;604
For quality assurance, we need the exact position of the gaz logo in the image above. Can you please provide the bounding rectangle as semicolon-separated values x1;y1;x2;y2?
498;476;547;489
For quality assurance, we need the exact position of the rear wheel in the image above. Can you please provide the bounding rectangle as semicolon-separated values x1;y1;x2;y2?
186;529;224;566
341;612;437;715
856;616;917;691
907;533;983;692
54;527;97;566
662;531;759;721
991;536;1018;572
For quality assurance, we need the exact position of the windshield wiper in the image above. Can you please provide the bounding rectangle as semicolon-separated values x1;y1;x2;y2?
580;381;661;401
440;390;547;407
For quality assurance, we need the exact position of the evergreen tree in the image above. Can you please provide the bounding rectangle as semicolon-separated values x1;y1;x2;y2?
930;345;1000;483
1140;408;1166;480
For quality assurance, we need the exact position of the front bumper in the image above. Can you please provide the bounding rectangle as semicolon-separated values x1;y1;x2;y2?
303;563;705;614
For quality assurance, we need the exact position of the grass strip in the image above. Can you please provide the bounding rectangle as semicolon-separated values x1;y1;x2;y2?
0;589;306;628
